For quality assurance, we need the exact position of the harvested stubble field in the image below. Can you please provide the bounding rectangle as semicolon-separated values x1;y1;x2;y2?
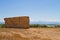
0;28;60;40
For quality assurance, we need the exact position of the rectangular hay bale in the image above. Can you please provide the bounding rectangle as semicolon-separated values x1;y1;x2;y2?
4;16;30;28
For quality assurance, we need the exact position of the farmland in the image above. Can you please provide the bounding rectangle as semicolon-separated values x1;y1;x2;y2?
0;28;60;40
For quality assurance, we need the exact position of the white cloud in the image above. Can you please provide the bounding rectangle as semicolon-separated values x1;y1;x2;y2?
30;18;60;22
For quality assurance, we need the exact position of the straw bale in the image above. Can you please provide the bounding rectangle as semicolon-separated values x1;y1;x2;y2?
4;16;30;28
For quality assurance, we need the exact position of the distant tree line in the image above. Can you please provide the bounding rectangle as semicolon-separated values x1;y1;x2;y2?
30;24;60;28
0;24;60;28
0;24;5;28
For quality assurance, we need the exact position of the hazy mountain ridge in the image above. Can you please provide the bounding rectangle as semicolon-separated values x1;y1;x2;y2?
30;21;60;24
0;21;60;24
0;22;5;24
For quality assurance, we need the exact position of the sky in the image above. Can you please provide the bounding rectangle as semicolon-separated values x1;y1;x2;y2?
0;0;60;22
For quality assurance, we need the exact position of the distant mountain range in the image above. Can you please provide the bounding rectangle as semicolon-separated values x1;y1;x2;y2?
0;21;60;24
30;21;60;24
0;22;5;24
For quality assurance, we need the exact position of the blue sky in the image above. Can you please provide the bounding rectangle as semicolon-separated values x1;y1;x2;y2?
0;0;60;22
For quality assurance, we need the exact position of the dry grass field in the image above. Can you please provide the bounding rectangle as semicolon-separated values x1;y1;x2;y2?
0;28;60;40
